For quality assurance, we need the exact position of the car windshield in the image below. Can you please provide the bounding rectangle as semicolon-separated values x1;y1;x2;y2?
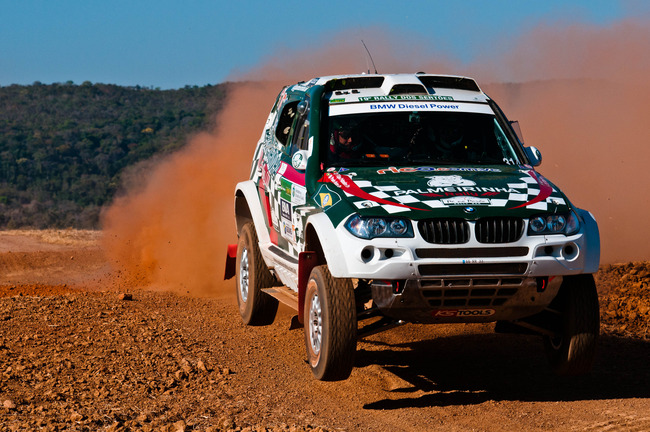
325;111;521;167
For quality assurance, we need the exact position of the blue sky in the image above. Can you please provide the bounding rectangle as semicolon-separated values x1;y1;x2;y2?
0;0;645;89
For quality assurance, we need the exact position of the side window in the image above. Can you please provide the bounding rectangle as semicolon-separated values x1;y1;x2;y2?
275;101;299;145
290;100;310;155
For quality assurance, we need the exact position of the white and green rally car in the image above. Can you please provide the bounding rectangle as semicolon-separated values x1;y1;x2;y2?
225;73;600;381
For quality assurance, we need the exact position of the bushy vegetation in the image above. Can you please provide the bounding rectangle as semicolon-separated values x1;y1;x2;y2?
0;81;228;228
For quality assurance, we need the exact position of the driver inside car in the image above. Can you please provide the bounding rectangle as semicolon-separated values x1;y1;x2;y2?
329;123;363;160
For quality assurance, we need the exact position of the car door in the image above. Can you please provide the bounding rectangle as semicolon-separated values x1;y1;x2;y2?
270;97;310;256
258;94;310;258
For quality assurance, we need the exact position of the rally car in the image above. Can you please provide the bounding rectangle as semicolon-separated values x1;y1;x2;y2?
225;73;600;381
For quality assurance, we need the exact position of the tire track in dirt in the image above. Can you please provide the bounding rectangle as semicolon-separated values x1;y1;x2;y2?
580;416;650;432
1;250;109;287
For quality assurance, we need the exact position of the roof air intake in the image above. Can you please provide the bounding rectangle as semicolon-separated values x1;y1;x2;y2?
389;84;428;95
417;76;480;92
325;77;384;92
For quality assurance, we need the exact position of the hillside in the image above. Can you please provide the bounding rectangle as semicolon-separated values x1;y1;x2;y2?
0;82;229;229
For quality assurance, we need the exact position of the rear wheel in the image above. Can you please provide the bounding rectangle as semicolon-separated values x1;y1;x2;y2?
236;222;278;326
544;274;600;375
304;265;357;381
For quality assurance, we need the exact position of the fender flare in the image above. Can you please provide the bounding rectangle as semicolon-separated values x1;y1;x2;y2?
234;180;271;245
304;212;349;278
577;208;600;273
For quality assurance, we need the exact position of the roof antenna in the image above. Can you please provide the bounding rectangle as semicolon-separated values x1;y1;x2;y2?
361;40;378;74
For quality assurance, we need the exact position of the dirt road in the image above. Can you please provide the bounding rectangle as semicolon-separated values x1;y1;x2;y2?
1;230;649;431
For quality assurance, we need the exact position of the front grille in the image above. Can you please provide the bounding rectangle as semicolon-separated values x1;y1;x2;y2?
475;217;524;243
419;277;523;307
418;263;528;276
418;219;470;244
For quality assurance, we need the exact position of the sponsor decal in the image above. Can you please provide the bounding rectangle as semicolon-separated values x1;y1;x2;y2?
377;166;500;174
369;103;459;111
426;175;476;187
359;95;455;102
434;309;496;318
330;102;494;116
278;161;305;186
291;152;305;169
394;187;517;196
314;185;342;208
292;184;306;206
280;220;294;241
319;193;333;207
279;177;293;198
329;98;345;104
280;199;291;221
441;196;490;206
354;200;380;209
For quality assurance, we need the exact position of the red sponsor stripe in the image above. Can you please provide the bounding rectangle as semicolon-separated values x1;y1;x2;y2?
279;162;305;186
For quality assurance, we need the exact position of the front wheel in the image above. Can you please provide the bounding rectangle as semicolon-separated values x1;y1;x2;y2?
544;274;600;375
236;222;278;326
304;265;357;381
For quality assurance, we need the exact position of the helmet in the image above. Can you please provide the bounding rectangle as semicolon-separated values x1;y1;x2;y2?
331;120;361;155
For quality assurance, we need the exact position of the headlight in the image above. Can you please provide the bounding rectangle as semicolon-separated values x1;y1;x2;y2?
528;211;580;236
345;214;414;239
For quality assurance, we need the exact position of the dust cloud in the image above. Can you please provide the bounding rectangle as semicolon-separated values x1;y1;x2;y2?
102;20;650;296
101;82;282;296
478;19;650;264
101;36;406;296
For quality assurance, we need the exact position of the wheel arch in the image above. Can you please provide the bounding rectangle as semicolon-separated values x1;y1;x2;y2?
303;213;348;277
305;223;326;265
235;190;252;236
576;208;600;274
234;180;271;245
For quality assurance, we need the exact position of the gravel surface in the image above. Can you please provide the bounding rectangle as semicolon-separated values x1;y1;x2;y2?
1;230;650;431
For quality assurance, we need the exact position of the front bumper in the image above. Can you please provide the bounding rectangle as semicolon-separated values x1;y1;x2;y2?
323;220;595;323
328;219;594;280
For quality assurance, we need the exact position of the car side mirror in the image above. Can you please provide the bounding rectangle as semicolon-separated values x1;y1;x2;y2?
291;150;308;170
525;146;542;167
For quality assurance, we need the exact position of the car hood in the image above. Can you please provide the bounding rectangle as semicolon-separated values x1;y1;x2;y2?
313;165;572;226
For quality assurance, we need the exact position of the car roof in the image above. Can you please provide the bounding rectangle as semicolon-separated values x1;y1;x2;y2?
295;73;489;104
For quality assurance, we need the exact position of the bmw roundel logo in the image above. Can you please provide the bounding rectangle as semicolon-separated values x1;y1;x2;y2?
464;207;476;214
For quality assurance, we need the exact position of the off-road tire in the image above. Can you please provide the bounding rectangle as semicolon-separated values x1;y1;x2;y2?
236;222;278;326
304;265;357;381
544;274;600;375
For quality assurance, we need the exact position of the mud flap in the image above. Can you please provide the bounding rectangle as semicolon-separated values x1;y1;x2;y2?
224;244;238;280
297;251;318;324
